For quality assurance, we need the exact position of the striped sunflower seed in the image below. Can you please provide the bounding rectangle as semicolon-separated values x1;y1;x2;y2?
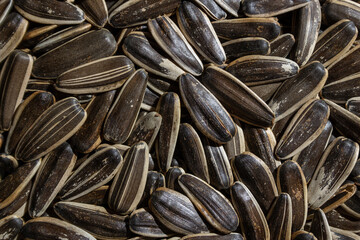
0;154;18;180
269;33;295;58
103;69;148;143
28;142;76;218
179;73;236;144
222;37;270;61
340;186;360;220
20;24;58;49
71;185;109;206
15;97;86;162
322;0;360;30
148;76;179;95
242;0;310;17
330;226;360;239
192;0;227;20
108;141;149;215
0;0;12;26
0;215;23;240
141;88;159;111
181;233;244;239
249;82;282;102
310;209;332;240
139;171;165;207
165;167;185;192
78;0;108;28
59;146;122;201
14;0;85;25
149;187;209;235
292;231;318;240
214;0;241;17
224;122;246;161
326;209;360;233
0;181;31;219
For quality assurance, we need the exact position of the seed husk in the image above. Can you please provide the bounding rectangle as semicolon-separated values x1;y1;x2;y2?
129;208;173;238
165;167;185;192
54;201;128;239
0;0;13;26
20;24;58;49
0;50;33;132
212;18;281;41
149;187;209;235
15;97;87;162
308;137;359;209
139;171;165;207
322;0;360;30
310;209;332;240
19;216;96;240
214;0;241;17
60;146;122;201
276;160;308;232
148;76;179;95
32;29;117;79
222;37;270;61
201;66;275;128
292;231;318;240
326;209;360;233
108;141;149;215
148;15;203;76
268;61;327;121
0;181;31;219
28;142;76;218
177;1;226;65
192;0;227;20
340;187;360;220
224;122;245;161
78;0;108;27
142;88;160;111
230;181;270;240
308;19;358;67
242;0;310;17
0;215;23;240
330;226;360;240
0;154;18;180
109;0;181;28
179;73;236;144
72;185;109;206
181;233;244;239
269;33;295;58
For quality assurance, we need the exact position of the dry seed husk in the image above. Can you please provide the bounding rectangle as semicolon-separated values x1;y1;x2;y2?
54;201;128;239
69;90;116;154
249;82;282;102
266;193;292;240
19;217;96;240
230;181;270;240
0;154;18;180
125;111;162;149
324;99;360;143
32;29;117;79
340;188;360;220
32;23;92;56
201;136;233;189
108;141;149;215
139;171;165;206
109;0;181;28
242;0;310;17
28;142;76;218
20;24;58;49
149;187;209;235
0;0;12;26
148;76;179;95
0;160;40;210
226;55;299;86
177;1;226;65
14;0;85;25
322;0;360;30
179;173;239;233
0;50;33;132
326;209;360;233
181;233;244;239
293;121;333;183
214;0;241;17
308;19;358;67
60;147;122;201
231;152;278;214
165;167;185;192
192;0;227;20
78;0;108;27
310;209;332;240
148;15;203;76
212;18;281;41
129;208;173;238
142;88;159;111
292;0;321;66
292;231;318;240
276;160;308;232
269;34;295;57
103;69;148;143
178;123;210;183
0;215;23;240
123;32;185;81
155;92;181;172
0;181;31;219
201;66;275;128
72;185;108;206
179;73;236;144
222;37;270;61
308;137;359;209
268;61;327;121
224;123;245;161
330;226;360;240
25;79;53;95
275;99;330;159
15;97;86;161
0;13;28;62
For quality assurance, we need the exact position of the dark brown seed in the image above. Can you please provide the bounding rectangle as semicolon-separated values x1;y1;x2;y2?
341;187;360;220
149;187;209;235
60;147;122;201
310;209;332;240
322;0;360;31
192;0;227;20
224;122;245;161
72;185;108;206
330;226;360;240
177;1;226;65
109;0;181;28
0;154;18;180
0;0;13;26
139;171;165;206
148;76;179;95
326;209;360;233
212;18;281;41
276;160;308;232
78;0;108;27
269;34;295;58
32;29;117;79
165;167;185;192
28;143;76;218
54;201;128;239
232;152;278;214
222;37;270;61
20;24;58;49
0;182;31;219
201;66;275;128
242;0;310;17
214;0;241;17
181;233;244;240
15;97;87;162
292;231;318;240
103;69;148;144
108;141;149;215
179;73;236;144
0;215;23;240
322;74;360;104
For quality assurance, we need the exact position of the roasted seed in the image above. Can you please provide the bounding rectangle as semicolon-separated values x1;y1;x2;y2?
78;0;108;27
222;37;270;61
269;33;295;58
310;209;332;240
242;0;310;17
0;215;23;240
192;0;227;20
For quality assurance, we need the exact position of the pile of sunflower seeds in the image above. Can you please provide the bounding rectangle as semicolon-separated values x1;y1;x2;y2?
0;0;360;239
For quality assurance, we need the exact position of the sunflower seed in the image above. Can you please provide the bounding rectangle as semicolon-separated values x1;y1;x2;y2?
60;146;122;201
292;231;318;240
330;226;360;240
14;0;85;25
322;73;360;104
269;33;295;58
0;154;18;180
308;137;359;209
103;69;148;143
142;88;160;111
340;187;360;220
310;209;332;240
165;167;185;192
33;29;117;79
28;142;76;218
322;0;360;30
222;37;270;61
139;171;165;207
192;0;227;20
20;24;58;49
0;181;31;219
78;0;108;27
0;215;23;240
149;187;209;235
148;76;179;95
224;123;245;161
242;0;310;17
177;1;226;65
0;0;12;25
181;233;244;240
326;209;360;233
179;73;236;144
